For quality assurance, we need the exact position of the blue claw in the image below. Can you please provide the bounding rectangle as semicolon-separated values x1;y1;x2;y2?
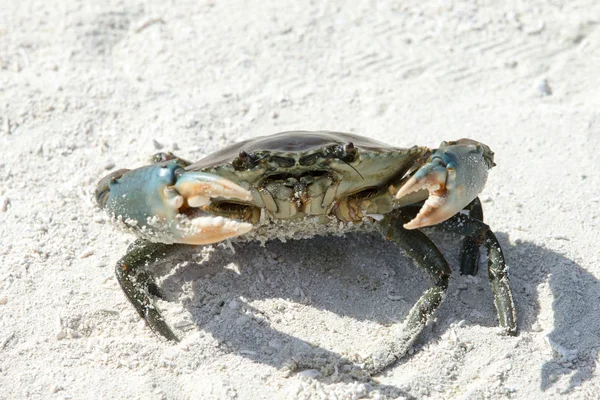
96;162;183;226
95;162;253;244
395;139;494;229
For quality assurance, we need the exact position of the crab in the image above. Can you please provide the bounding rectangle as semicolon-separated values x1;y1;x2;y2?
95;131;516;375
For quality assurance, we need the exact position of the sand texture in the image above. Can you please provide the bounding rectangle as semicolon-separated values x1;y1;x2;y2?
1;1;600;399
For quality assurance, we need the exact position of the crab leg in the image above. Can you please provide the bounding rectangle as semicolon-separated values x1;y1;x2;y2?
437;213;517;335
402;197;486;276
395;139;494;230
114;239;180;342
458;197;484;276
360;214;452;375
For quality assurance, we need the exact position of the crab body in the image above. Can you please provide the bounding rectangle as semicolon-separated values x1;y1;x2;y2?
98;131;491;245
95;131;515;375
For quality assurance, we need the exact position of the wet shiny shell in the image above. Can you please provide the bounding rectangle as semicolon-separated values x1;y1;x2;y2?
186;131;428;200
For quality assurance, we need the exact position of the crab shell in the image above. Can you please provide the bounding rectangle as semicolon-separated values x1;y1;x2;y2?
96;131;494;245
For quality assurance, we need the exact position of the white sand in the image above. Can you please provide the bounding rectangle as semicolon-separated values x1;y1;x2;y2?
1;1;600;399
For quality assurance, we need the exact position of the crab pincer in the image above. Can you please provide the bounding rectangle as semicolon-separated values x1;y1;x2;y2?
395;139;495;229
95;161;253;245
170;171;254;244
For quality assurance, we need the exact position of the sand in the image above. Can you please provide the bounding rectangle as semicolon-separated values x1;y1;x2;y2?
1;1;600;399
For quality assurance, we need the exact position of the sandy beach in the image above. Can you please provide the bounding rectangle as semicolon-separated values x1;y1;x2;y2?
1;1;599;398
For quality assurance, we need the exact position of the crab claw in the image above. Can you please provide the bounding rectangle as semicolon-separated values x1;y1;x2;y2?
173;172;253;208
395;139;495;230
95;162;254;245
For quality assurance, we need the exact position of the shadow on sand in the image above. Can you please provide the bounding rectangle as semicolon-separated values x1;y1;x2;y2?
500;233;600;393
143;230;598;394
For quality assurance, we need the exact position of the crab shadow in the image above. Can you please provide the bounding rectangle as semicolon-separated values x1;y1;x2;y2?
502;234;600;393
149;231;598;391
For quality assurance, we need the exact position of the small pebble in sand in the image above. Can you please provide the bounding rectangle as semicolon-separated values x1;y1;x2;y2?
52;385;64;393
93;214;106;223
228;299;240;310
0;295;8;305
536;78;552;96
79;249;94;258
153;139;164;150
386;290;404;301
0;196;10;212
297;369;320;379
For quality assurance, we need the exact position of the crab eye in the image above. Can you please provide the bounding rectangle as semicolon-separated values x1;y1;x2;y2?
232;150;254;170
152;152;176;164
325;143;358;163
342;142;358;162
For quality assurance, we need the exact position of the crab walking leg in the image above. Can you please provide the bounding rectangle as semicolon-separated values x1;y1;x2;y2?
114;239;181;342
484;232;517;334
361;214;451;375
438;214;517;335
458;197;484;276
401;197;484;276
